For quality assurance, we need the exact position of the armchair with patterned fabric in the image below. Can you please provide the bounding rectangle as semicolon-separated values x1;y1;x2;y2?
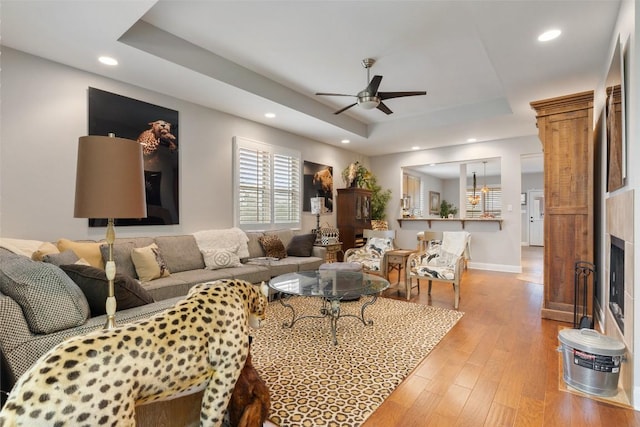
405;231;470;308
343;230;395;277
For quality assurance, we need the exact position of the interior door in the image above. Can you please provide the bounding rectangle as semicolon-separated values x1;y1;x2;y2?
529;190;544;246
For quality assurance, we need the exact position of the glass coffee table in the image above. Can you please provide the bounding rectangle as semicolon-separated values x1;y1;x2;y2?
269;270;390;345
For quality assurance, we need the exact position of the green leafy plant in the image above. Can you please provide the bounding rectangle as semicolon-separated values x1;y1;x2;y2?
439;200;458;218
368;175;392;220
341;161;371;188
342;162;391;220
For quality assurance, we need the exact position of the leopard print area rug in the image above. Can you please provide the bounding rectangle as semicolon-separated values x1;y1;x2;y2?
249;296;464;427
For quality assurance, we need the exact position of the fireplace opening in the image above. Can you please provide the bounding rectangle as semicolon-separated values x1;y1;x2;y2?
609;236;625;332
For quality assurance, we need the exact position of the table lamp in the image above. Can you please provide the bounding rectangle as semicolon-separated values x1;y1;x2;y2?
310;197;324;242
74;134;147;328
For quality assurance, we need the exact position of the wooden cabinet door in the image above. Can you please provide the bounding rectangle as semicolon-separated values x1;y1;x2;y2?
531;91;594;322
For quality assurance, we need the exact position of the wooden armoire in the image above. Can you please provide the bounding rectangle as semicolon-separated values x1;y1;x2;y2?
336;188;372;259
530;91;594;322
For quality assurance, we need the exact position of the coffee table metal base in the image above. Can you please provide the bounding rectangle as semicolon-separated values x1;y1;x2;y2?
278;294;379;345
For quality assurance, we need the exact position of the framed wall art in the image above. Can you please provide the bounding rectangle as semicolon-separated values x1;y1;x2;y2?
303;161;334;213
429;191;440;215
88;87;179;226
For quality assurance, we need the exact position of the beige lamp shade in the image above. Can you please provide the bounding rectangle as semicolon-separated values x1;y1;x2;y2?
74;135;147;219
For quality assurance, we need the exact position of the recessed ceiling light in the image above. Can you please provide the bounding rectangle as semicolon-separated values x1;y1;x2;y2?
467;138;477;143
98;56;118;66
264;113;276;118
411;146;420;150
538;29;561;42
341;139;350;144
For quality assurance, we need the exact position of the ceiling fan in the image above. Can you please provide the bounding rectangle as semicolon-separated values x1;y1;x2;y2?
315;58;427;115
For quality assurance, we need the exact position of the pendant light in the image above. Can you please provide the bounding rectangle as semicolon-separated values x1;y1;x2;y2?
481;161;489;194
468;172;480;206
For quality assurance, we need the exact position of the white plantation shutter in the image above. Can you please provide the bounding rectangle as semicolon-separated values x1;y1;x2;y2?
484;187;502;217
234;137;301;229
273;153;300;223
465;187;502;218
238;145;271;225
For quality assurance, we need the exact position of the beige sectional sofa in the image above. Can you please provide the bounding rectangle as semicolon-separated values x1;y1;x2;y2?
0;228;325;393
117;230;325;300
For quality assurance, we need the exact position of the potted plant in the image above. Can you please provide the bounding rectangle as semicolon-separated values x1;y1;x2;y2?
341;161;370;188
439;200;458;218
368;174;392;224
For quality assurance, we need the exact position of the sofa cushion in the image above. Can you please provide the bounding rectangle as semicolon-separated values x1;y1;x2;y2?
131;243;171;282
259;235;287;259
201;247;242;270
60;264;154;316
265;229;295;248
154;235;205;273
57;238;104;269
245;232;266;259
99;242;137;279
0;257;90;334
42;249;79;266
286;233;316;257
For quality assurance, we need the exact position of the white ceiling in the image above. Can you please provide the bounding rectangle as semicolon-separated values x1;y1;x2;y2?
1;0;620;166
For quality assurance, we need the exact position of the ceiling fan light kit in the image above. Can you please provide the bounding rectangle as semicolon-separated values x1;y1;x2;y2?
357;95;380;109
316;58;426;115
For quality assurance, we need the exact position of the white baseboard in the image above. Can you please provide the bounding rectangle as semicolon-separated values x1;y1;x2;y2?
467;262;521;273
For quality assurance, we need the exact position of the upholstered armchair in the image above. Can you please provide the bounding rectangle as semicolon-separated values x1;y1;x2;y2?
406;231;470;309
343;230;395;277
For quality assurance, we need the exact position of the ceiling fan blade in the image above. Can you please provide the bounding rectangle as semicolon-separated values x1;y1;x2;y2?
378;91;427;100
365;75;383;95
334;103;357;115
377;102;393;115
316;92;357;97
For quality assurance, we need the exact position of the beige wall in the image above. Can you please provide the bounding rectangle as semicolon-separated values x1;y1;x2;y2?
0;48;359;242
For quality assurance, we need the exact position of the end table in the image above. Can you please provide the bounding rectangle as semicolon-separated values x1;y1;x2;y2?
314;242;343;263
385;249;416;285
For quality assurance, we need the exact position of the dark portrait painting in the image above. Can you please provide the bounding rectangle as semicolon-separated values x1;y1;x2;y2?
88;87;179;226
303;161;333;213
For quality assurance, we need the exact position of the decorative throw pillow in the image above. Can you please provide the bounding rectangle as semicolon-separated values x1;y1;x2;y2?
131;243;171;282
57;238;104;269
60;264;154;316
201;247;242;270
258;235;287;259
99;242;137;279
42;249;80;266
31;241;60;261
193;228;251;259
286;233;316;257
0;257;90;334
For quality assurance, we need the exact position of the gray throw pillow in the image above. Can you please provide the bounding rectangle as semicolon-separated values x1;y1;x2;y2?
0;257;90;334
154;235;205;273
99;242;137;279
42;249;79;266
60;264;155;316
286;233;316;257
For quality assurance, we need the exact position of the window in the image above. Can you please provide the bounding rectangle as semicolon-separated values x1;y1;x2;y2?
233;137;301;230
465;187;502;218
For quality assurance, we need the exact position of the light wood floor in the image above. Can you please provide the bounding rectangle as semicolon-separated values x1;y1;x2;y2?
363;246;640;427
